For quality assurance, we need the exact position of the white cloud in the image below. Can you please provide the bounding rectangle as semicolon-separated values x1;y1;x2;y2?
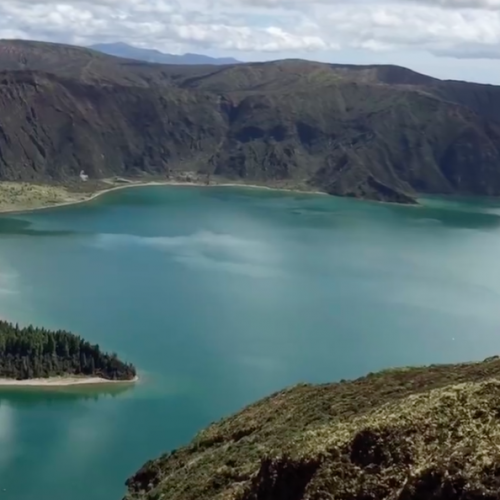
227;0;500;9
325;5;500;53
0;0;499;62
0;403;16;470
404;0;500;9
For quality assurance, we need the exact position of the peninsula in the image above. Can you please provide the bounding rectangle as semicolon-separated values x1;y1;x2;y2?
124;356;500;500
0;319;136;384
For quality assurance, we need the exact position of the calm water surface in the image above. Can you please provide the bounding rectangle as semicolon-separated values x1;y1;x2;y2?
0;187;499;499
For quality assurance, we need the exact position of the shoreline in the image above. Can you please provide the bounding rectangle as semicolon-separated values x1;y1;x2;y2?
0;375;139;387
0;179;326;216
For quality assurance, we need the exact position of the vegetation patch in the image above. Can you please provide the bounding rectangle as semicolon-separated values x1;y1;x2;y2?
0;320;136;381
124;357;500;500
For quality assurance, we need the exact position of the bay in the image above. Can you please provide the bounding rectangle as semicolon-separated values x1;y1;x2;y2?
0;186;499;499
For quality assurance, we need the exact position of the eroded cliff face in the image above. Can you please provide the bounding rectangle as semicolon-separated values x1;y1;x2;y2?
1;40;500;203
0;71;226;181
123;357;500;500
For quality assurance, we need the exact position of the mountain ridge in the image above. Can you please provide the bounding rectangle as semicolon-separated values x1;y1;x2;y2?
89;41;241;65
0;39;500;203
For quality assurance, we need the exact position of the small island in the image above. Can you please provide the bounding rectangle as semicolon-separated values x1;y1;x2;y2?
0;320;136;385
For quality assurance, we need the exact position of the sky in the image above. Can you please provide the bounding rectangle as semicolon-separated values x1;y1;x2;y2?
0;0;499;84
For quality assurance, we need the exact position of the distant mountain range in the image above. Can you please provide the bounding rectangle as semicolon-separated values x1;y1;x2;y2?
89;42;240;65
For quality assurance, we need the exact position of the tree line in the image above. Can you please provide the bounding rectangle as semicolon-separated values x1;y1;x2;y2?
0;320;136;380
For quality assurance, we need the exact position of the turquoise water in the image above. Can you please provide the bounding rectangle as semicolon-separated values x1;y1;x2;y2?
0;186;500;499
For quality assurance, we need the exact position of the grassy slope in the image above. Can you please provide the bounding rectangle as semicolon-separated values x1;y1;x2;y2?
124;356;500;500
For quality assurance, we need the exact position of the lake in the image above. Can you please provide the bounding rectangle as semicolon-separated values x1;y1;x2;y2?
0;186;499;500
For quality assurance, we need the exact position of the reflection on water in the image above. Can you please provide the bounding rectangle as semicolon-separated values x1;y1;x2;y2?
0;387;139;500
0;383;136;408
0;217;75;237
389;204;500;230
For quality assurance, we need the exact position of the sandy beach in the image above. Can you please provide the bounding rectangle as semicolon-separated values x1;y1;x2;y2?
0;375;139;387
0;178;324;215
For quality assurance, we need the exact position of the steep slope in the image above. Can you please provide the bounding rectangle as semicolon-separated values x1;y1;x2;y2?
426;80;500;122
89;42;240;65
171;59;500;125
3;69;500;202
124;356;500;500
208;84;500;201
0;71;226;181
1;40;500;203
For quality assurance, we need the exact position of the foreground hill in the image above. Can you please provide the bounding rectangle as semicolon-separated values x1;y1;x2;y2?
1;40;500;203
89;42;240;65
124;356;500;500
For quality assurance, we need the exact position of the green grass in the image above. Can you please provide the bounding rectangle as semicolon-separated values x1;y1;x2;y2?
124;357;500;500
